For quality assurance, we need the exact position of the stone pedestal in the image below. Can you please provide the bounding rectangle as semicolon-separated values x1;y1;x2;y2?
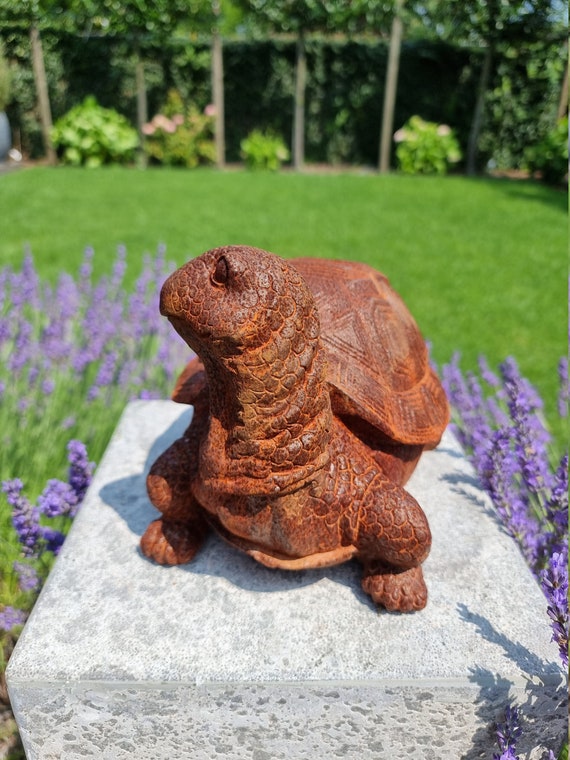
6;401;566;759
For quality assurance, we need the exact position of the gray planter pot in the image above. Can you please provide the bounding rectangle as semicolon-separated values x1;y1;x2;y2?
0;111;12;161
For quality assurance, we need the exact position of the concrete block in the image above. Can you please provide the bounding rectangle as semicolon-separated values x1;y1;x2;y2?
7;400;566;759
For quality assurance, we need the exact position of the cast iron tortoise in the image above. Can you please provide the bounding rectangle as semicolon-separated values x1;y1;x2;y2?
141;246;449;611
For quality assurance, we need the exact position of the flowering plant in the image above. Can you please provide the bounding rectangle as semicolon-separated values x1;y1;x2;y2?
394;115;462;175
1;440;93;617
143;90;215;168
0;247;188;500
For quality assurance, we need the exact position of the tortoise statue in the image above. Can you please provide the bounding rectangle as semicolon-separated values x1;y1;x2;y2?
141;246;449;612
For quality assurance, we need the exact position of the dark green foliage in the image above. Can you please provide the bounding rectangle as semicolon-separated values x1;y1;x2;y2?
526;116;569;185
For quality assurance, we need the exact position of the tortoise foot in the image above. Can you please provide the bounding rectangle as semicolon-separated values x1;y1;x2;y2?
140;518;206;565
361;563;427;612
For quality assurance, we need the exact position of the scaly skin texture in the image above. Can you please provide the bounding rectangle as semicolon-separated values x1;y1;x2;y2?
141;246;449;612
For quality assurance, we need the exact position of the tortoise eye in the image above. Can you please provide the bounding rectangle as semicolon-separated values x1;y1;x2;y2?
212;255;229;286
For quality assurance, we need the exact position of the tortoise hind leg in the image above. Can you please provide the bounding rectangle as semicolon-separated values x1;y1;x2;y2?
352;477;431;612
361;562;427;612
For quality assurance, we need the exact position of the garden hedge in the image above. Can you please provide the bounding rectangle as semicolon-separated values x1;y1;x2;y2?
2;28;565;169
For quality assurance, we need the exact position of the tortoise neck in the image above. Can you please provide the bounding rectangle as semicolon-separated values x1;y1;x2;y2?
199;337;333;494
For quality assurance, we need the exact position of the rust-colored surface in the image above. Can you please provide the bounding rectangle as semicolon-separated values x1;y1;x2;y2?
141;246;449;612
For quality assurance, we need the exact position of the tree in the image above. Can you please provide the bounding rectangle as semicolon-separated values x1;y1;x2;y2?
236;1;337;170
0;0;70;163
406;0;567;174
378;0;404;172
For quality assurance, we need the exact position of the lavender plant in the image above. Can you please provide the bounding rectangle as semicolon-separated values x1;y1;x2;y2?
493;705;523;760
0;440;94;669
443;354;568;759
0;246;188;497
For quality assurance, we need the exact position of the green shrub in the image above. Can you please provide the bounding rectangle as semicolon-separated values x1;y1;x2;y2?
525;117;568;185
143;90;215;168
240;128;290;171
0;40;11;111
51;96;138;167
394;115;462;175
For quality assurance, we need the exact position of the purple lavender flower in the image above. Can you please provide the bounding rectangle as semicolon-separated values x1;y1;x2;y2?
40;526;66;555
13;561;40;593
78;246;94;295
129;255;156;341
478;355;501;388
41;378;55;396
88;350;117;401
544;453;568;554
8;319;33;374
9;251;40;310
38;479;78;518
17;397;30;413
0;606;27;633
67;439;94;507
499;358;551;497
110;245;127;295
2;479;41;558
445;354;566;575
493;705;522;760
441;353;493;461
480;428;543;567
540;551;569;668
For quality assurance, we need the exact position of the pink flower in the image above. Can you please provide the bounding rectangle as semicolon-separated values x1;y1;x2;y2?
153;114;171;130
142;123;156;136
393;128;407;143
172;114;184;126
204;104;217;117
437;124;451;137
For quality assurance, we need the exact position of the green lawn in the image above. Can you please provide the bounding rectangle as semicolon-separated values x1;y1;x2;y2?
1;166;567;436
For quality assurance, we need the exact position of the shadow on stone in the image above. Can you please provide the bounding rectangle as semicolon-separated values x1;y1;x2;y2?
457;603;560;677
442;471;505;528
458;603;566;759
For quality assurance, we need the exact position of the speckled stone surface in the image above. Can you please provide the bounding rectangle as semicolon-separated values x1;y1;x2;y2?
7;401;566;759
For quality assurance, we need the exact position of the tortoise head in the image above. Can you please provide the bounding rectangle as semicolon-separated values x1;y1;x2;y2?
160;246;320;362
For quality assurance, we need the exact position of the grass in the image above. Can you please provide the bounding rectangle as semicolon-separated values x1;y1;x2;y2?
1;166;567;438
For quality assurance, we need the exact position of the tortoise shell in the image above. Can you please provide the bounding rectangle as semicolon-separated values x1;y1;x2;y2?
172;252;449;450
290;257;448;448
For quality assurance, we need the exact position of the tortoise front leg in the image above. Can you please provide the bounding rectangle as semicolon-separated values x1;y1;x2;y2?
141;402;210;565
353;478;431;612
